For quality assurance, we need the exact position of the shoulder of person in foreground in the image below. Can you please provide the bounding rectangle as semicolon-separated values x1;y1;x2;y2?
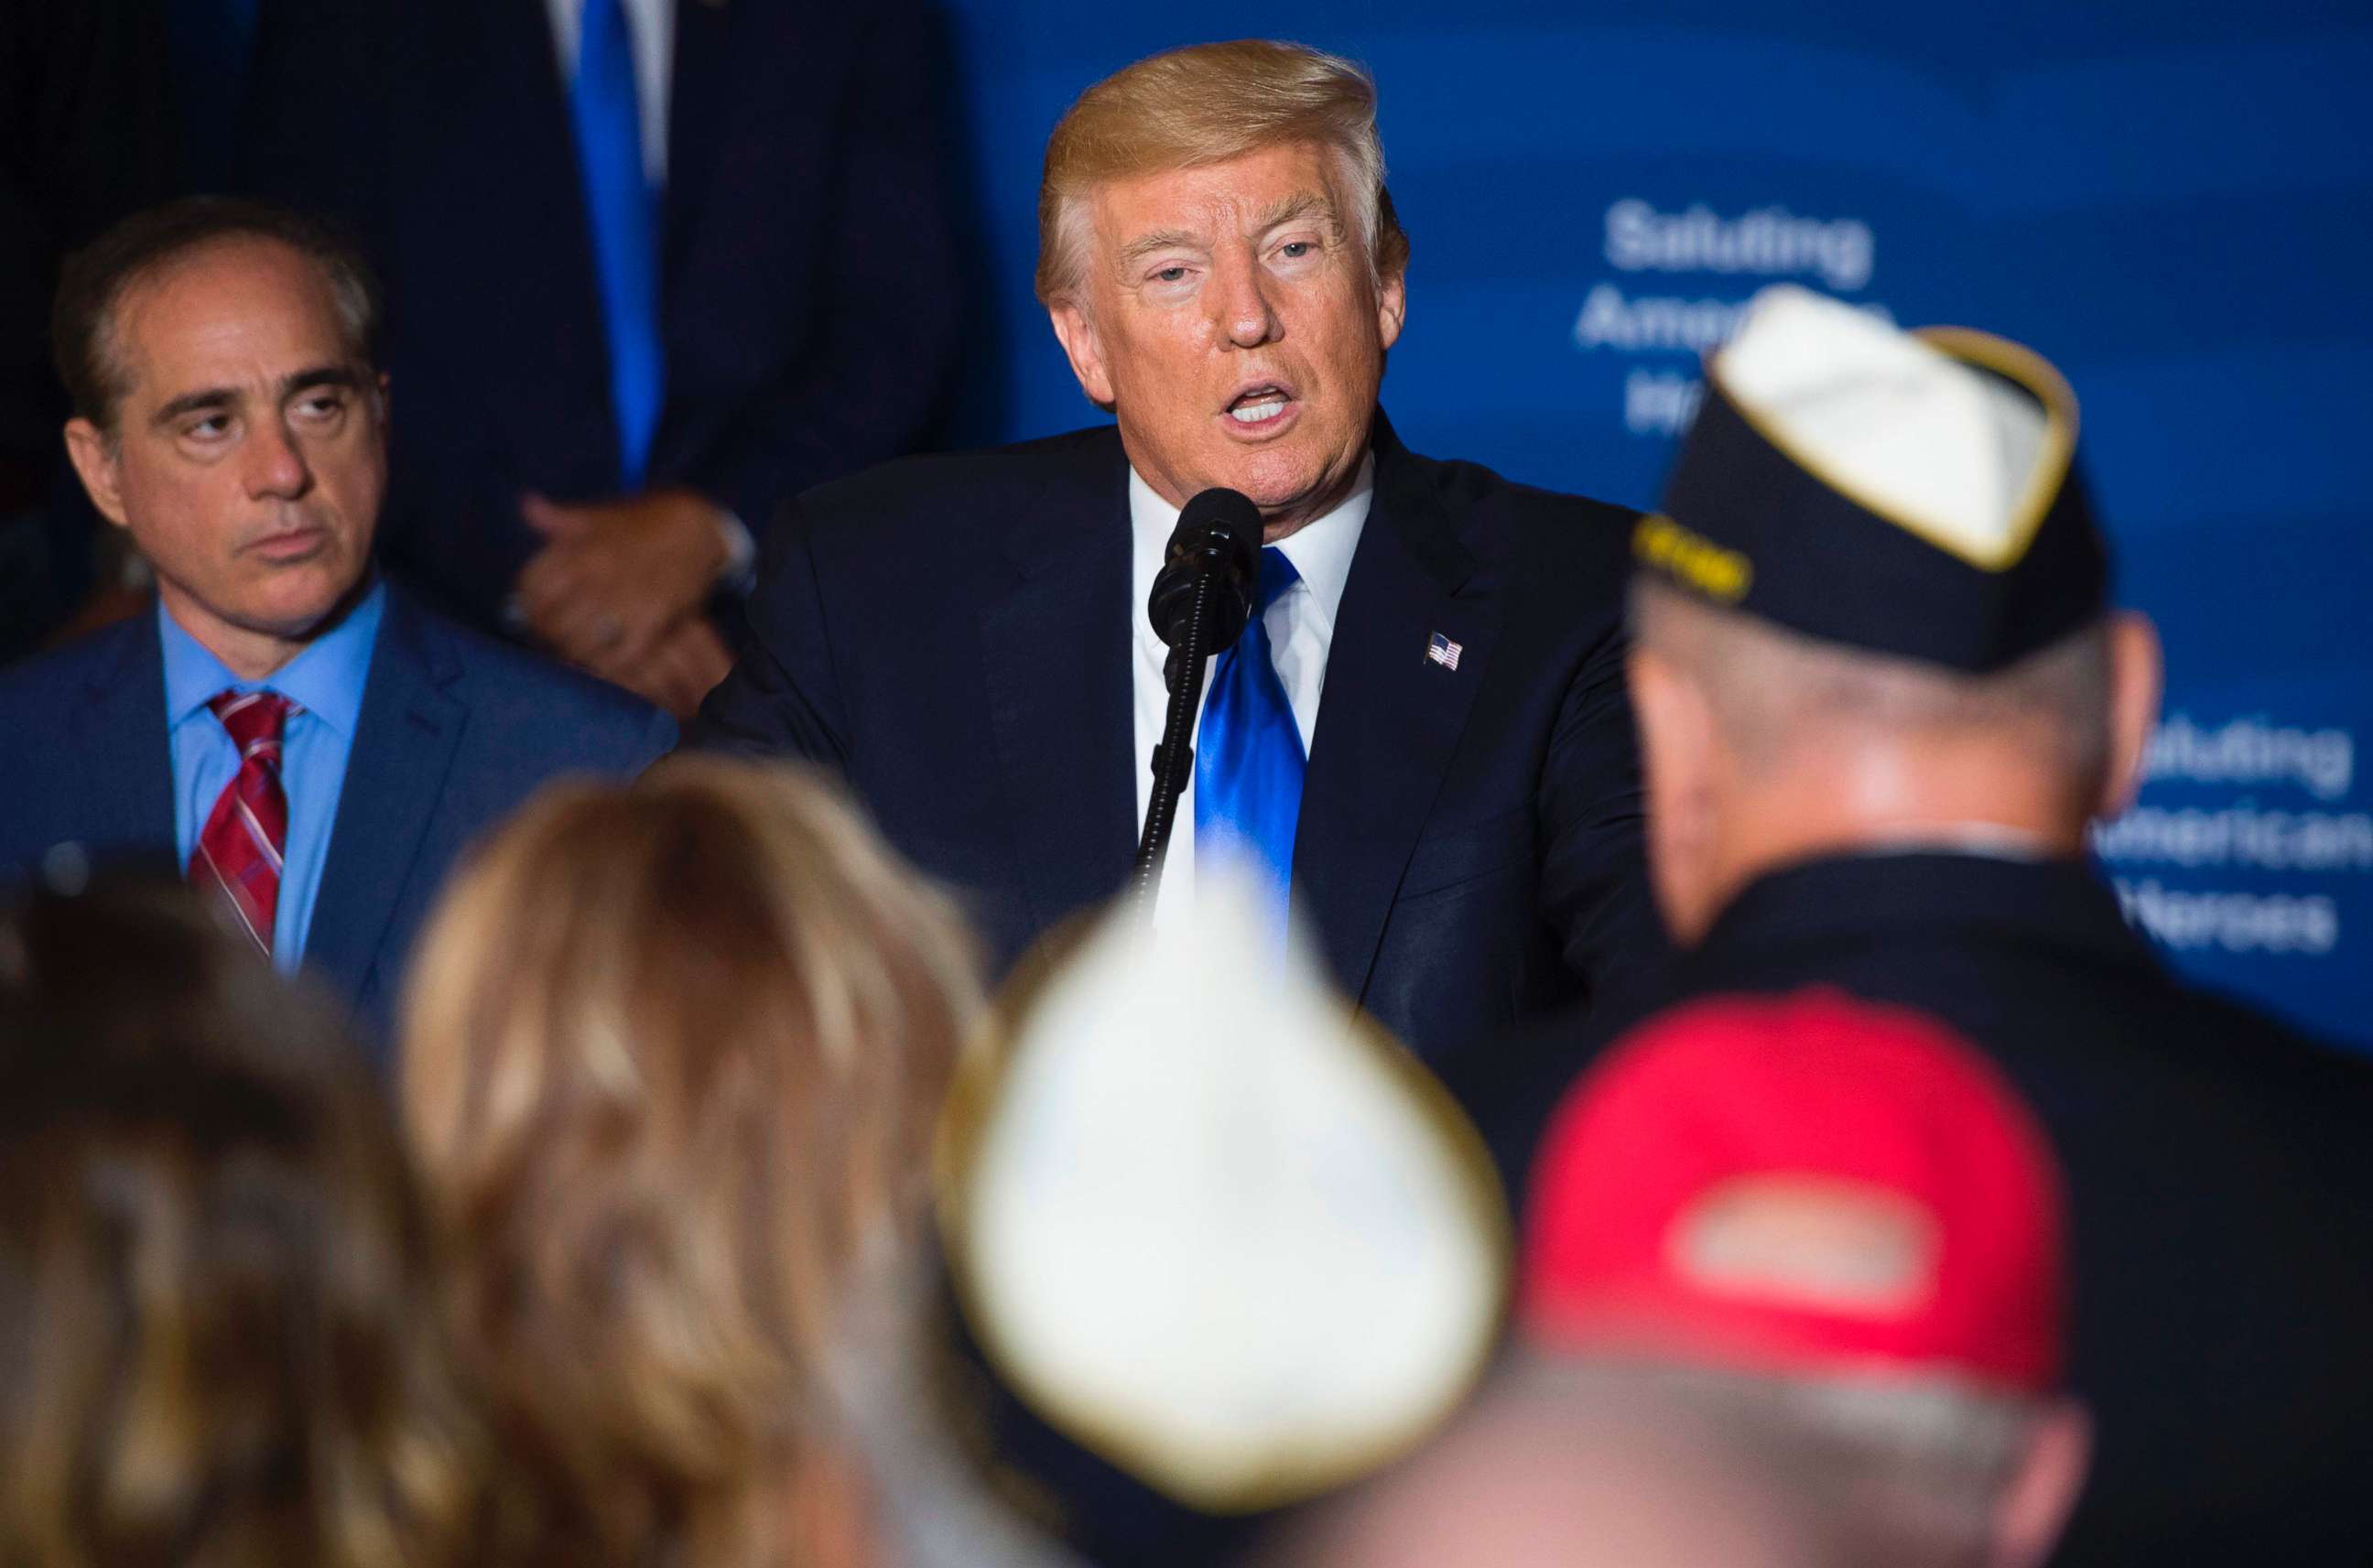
2143;975;2373;1165
385;584;677;768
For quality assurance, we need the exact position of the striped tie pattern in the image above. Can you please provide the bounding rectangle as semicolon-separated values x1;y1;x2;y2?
189;690;296;957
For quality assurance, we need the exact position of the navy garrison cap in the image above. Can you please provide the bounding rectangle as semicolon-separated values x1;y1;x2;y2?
1638;286;2108;674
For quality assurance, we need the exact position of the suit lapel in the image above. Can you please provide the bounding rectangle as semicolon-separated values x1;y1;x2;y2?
67;612;177;855
305;589;467;1012
1295;418;1501;1005
978;448;1138;941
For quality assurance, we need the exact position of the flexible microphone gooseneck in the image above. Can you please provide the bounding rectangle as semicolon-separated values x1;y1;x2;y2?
1132;487;1263;915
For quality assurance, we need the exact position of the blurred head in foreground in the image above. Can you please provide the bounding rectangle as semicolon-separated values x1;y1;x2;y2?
1273;1376;1822;1568
1516;989;2090;1568
1627;285;2162;945
940;866;1509;1524
0;876;476;1568
400;756;982;1568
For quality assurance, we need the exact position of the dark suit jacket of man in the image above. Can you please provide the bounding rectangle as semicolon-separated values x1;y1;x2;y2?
691;416;1666;1069
241;0;965;632
1475;851;2373;1568
0;583;676;1050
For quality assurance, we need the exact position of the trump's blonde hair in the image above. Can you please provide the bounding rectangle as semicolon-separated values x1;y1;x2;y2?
399;756;982;1568
1035;38;1410;305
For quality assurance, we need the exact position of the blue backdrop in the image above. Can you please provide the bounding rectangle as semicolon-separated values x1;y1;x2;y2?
934;0;2373;1049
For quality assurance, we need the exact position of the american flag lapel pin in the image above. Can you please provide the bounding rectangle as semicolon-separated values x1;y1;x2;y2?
1426;631;1463;671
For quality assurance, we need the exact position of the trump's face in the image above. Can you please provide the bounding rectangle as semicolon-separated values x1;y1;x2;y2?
1050;141;1406;541
65;237;385;677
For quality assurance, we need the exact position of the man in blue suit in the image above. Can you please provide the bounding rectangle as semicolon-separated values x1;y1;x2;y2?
694;41;1666;1076
240;0;965;718
0;199;674;1050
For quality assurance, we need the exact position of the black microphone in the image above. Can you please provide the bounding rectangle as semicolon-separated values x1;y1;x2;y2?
1132;487;1264;914
1147;487;1263;663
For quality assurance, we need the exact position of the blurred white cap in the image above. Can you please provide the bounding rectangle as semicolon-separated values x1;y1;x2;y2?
940;871;1508;1511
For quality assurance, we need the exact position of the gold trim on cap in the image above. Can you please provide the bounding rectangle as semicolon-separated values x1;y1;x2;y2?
1633;513;1754;602
1705;324;2083;574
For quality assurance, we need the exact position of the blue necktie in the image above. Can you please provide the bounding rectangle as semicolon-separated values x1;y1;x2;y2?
569;0;666;489
1197;548;1306;916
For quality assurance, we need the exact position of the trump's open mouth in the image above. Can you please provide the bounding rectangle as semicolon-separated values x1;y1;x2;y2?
1222;381;1298;434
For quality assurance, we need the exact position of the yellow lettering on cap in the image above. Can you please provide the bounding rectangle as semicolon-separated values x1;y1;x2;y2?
1633;514;1753;603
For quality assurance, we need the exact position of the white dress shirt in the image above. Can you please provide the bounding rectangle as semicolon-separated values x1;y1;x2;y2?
544;0;676;186
1129;457;1372;926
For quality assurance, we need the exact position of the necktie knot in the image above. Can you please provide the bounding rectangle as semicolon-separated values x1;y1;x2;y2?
1257;546;1302;615
207;690;296;756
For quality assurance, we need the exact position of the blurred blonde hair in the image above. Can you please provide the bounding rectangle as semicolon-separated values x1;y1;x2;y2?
0;879;480;1568
1035;39;1409;305
400;756;983;1568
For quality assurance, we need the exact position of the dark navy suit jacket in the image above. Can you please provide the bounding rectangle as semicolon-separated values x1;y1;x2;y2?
242;0;965;632
0;585;675;1050
692;416;1669;1071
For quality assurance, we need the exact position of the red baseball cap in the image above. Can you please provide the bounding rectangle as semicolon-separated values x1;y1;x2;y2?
1520;989;2066;1392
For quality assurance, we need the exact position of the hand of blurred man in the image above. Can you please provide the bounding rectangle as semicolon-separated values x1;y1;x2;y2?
631;615;735;720
516;488;731;670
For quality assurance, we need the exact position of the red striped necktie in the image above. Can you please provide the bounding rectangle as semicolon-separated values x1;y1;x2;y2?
189;690;297;957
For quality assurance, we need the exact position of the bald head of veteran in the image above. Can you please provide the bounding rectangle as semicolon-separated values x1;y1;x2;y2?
1036;41;1408;545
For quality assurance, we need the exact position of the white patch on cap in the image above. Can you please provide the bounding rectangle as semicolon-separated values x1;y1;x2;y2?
1717;285;2049;566
1669;1173;1941;1317
952;871;1506;1511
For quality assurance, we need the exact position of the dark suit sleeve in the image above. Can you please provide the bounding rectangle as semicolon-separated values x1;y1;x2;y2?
682;497;851;766
682;0;963;531
1536;619;1671;1010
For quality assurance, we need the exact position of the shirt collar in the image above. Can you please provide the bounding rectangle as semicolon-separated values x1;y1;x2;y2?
1127;454;1374;637
157;579;387;739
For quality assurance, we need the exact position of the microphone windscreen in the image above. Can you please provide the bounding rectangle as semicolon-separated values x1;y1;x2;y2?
1149;489;1262;653
1173;487;1263;575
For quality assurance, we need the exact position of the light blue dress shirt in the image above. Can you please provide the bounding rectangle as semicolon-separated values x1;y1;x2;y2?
162;581;385;971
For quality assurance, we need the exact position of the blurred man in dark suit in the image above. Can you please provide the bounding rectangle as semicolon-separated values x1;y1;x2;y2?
1483;285;2373;1567
0;200;673;1049
242;0;965;716
695;41;1663;1070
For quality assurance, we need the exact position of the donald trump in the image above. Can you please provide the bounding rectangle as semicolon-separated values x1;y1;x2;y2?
694;40;1661;1065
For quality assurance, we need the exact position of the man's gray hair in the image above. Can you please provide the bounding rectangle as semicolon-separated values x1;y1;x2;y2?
1528;1355;2046;1567
1629;577;2116;809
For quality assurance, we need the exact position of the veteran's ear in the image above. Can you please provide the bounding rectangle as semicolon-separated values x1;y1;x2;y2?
1629;643;1721;948
2097;612;2162;822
